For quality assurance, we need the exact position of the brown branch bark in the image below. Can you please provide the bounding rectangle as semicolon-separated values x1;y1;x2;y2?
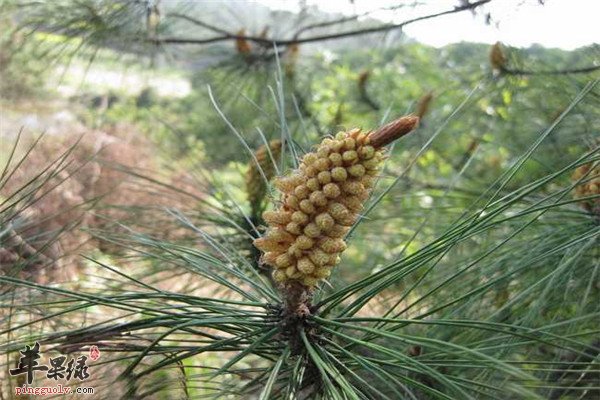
501;64;600;76
293;14;362;40
292;2;420;39
167;13;231;36
158;0;492;47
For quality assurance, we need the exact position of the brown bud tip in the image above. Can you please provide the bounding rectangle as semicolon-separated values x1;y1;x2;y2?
490;42;506;71
358;70;370;87
368;115;419;148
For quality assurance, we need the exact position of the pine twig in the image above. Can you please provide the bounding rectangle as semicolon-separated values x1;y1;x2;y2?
501;64;600;76
156;0;492;47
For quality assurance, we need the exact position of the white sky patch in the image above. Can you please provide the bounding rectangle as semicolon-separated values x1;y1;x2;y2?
256;0;599;50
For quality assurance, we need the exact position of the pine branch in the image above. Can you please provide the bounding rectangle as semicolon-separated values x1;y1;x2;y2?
156;0;492;47
501;64;600;76
167;12;231;36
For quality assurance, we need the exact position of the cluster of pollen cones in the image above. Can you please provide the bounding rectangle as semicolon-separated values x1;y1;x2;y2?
246;139;283;214
254;115;419;288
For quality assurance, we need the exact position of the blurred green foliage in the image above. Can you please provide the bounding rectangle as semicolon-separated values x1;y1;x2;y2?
0;19;49;99
98;41;597;168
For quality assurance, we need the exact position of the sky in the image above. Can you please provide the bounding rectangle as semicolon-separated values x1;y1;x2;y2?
256;0;600;50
